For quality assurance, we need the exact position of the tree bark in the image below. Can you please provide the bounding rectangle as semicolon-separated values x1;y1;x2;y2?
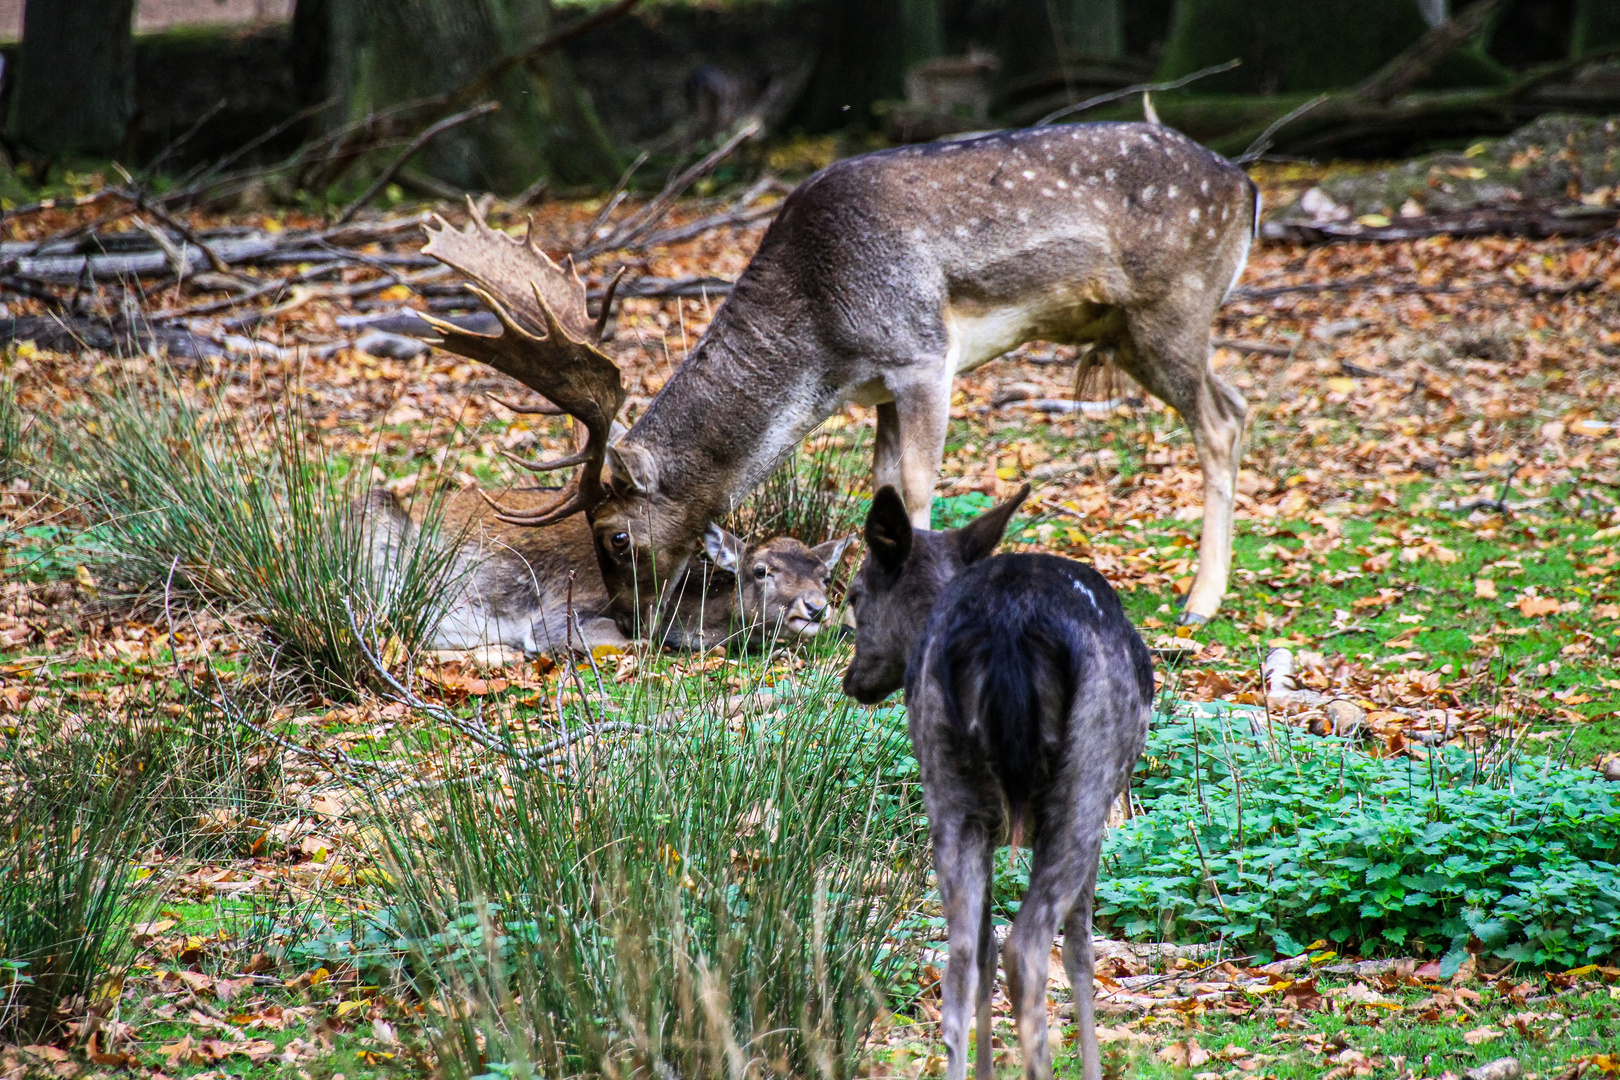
795;0;943;131
9;0;136;157
1573;0;1620;57
316;0;620;191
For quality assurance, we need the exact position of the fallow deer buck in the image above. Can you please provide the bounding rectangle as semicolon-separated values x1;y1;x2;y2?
362;486;847;654
418;121;1257;629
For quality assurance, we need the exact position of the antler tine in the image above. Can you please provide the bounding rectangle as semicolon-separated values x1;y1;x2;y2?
420;207;627;523
476;485;590;528
487;392;565;415
499;446;593;473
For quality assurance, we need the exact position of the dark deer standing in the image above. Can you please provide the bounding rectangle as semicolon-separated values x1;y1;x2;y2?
420;121;1256;631
843;484;1152;1080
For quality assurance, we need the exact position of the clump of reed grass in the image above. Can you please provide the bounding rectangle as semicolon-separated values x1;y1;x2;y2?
373;661;927;1079
41;375;463;692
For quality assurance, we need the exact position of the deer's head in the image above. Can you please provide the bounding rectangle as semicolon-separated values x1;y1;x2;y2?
703;525;853;639
842;484;1028;704
419;210;718;635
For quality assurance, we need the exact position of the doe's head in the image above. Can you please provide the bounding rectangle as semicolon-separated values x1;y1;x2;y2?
841;484;1030;704
704;525;854;639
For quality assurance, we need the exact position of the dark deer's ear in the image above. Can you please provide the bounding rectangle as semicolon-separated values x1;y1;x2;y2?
865;486;912;573
953;483;1030;565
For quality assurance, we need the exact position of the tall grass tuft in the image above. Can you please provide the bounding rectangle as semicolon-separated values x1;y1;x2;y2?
727;424;870;547
0;373;22;484
41;376;463;691
0;712;167;1043
374;665;926;1079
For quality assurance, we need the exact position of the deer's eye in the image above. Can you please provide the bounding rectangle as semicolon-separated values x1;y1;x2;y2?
607;532;630;556
752;564;769;580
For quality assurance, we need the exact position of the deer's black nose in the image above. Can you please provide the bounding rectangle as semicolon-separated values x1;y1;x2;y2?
804;601;826;623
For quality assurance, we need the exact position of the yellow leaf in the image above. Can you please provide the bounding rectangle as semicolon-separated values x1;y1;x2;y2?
262;216;284;233
1356;213;1391;227
591;644;624;662
1464;142;1489;157
1325;377;1356;394
377;284;412;302
1475;578;1498;599
335;999;367;1016
996;466;1019;481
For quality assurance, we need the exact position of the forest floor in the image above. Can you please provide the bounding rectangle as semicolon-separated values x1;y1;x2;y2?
4;157;1620;1078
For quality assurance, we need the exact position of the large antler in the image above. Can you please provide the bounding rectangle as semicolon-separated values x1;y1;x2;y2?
420;205;626;526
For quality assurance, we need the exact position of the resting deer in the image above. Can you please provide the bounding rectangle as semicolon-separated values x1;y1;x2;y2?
418;121;1257;631
843;484;1152;1080
361;486;847;654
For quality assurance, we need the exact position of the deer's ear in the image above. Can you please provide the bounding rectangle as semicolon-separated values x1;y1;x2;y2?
703;523;746;572
811;534;854;570
607;443;659;495
954;483;1030;564
865;486;912;573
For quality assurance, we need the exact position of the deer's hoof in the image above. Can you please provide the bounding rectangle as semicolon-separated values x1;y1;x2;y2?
1176;610;1211;628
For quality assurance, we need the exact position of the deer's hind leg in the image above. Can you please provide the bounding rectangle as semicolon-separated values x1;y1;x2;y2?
931;808;996;1080
1118;306;1246;624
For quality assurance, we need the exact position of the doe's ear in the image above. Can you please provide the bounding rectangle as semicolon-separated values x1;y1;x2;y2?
953;483;1030;565
865;486;913;573
703;523;746;572
607;443;659;495
810;534;854;570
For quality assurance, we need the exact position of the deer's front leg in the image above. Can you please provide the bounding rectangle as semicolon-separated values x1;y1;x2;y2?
888;375;951;530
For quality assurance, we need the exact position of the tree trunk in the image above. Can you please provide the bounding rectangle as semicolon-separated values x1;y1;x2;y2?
9;0;135;157
317;0;620;192
795;0;943;131
1573;0;1620;57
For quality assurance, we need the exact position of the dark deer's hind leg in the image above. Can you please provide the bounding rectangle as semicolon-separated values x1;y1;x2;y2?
932;811;994;1080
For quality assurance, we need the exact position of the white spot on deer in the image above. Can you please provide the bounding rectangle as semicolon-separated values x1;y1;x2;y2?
1017;208;1031;223
955;225;970;238
1093;198;1107;211
1189;208;1200;222
930;181;941;189
1221;205;1229;220
1022;170;1035;179
1142;184;1156;200
1002;181;1016;190
1200;179;1211;195
1118;141;1129;154
1206;227;1216;239
1056;179;1068;189
1104;169;1116;181
1168;185;1178;198
1072;578;1098;612
1041;188;1054;198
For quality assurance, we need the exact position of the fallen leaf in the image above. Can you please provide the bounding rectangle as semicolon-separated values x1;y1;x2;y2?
1464;1026;1504;1045
1517;594;1560;618
1475;578;1498;599
1157;1039;1211;1068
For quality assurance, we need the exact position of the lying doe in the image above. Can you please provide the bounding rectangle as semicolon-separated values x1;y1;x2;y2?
360;486;845;654
843;484;1152;1080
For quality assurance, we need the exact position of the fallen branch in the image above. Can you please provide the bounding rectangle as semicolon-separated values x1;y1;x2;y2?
1212;337;1293;357
1262;203;1618;244
336;101;500;225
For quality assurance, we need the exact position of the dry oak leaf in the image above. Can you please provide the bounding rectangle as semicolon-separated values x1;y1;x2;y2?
1157;1038;1211;1068
1464;1026;1505;1045
1517;594;1561;618
1476;578;1499;599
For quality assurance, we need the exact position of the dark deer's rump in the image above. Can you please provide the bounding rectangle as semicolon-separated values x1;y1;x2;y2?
914;554;1153;842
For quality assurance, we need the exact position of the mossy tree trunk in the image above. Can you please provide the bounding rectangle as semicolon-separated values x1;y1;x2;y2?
795;0;944;131
314;0;620;192
1573;0;1620;57
998;0;1122;89
8;0;135;158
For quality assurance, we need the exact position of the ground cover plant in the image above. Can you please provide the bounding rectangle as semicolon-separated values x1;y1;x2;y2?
5;139;1620;1078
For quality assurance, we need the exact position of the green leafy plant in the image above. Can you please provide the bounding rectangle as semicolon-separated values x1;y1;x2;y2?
41;376;465;691
1095;709;1620;970
372;664;928;1080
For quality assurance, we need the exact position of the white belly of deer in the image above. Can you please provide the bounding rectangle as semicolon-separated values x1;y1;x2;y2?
944;303;1042;376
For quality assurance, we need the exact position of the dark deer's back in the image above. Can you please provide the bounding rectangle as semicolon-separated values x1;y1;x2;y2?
907;554;1153;842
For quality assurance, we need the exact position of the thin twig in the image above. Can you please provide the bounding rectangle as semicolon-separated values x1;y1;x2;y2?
1036;59;1241;127
1234;94;1329;165
336;101;500;225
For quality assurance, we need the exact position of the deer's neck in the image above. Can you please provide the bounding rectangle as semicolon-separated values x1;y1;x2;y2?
627;284;832;521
